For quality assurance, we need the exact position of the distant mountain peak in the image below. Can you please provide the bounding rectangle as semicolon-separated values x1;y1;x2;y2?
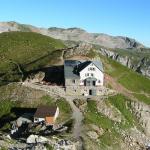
0;21;145;49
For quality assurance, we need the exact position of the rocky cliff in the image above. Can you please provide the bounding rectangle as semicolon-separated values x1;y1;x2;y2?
98;48;150;77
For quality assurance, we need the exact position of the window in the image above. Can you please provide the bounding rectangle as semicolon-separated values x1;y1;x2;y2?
93;81;96;86
98;80;101;83
85;73;89;76
88;67;95;71
91;73;94;77
72;80;75;83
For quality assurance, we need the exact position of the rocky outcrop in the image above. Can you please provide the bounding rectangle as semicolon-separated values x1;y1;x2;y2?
86;131;99;140
131;101;150;137
119;127;150;150
25;71;45;83
27;135;48;144
136;57;150;77
0;133;80;150
98;48;150;77
96;100;123;122
64;42;93;58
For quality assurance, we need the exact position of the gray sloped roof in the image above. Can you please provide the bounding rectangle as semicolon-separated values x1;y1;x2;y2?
64;60;103;79
64;60;80;79
92;60;104;72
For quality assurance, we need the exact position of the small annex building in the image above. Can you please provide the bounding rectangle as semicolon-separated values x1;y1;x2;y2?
64;60;104;96
34;105;59;125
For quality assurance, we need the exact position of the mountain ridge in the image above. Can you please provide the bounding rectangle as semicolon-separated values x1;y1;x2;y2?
0;21;145;49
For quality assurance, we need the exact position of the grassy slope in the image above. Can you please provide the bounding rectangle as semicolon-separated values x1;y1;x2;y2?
84;94;143;149
84;100;122;149
97;53;150;104
107;57;150;93
0;31;65;83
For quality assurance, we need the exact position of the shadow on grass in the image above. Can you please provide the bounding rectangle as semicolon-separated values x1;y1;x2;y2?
0;107;36;130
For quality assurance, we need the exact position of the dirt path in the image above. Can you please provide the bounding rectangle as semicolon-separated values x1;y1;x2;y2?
65;97;84;139
105;74;137;100
105;74;149;101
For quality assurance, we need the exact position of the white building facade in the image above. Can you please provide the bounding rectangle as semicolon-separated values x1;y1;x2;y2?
64;60;104;96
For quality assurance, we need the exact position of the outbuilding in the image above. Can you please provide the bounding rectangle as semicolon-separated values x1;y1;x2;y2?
34;105;59;125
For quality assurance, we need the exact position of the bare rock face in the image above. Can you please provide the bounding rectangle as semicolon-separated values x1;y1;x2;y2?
97;100;123;122
87;131;99;140
136;57;150;77
64;42;93;58
26;71;45;83
131;101;150;137
99;48;133;68
26;135;48;144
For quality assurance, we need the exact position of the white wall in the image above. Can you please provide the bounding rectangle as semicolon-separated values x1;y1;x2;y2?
34;117;45;123
79;63;104;86
54;107;59;121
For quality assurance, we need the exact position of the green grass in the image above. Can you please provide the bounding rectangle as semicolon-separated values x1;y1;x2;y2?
108;94;143;131
102;55;150;94
96;53;150;104
87;49;97;58
85;101;114;129
108;94;135;128
0;31;65;83
45;144;54;150
0;146;7;150
0;100;16;118
133;93;150;105
84;101;122;149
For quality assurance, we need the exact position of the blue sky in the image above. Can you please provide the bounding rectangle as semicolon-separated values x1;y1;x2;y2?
0;0;149;47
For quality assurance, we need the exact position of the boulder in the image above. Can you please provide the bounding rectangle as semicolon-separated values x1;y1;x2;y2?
73;99;87;112
26;71;45;83
90;124;104;136
87;131;99;140
26;135;48;144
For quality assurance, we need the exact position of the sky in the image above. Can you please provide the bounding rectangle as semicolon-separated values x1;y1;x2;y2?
0;0;149;47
